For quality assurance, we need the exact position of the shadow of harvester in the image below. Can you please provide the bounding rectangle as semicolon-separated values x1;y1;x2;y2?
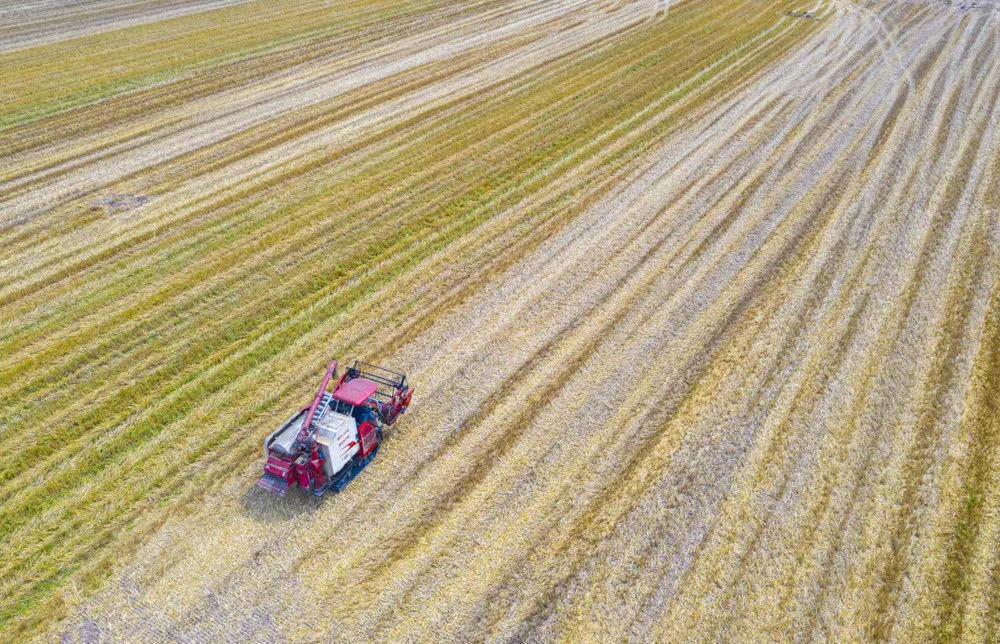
240;479;322;524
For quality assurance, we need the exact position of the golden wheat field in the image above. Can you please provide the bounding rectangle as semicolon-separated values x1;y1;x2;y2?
1;0;998;640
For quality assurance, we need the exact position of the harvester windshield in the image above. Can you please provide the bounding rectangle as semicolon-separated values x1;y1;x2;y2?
330;399;354;416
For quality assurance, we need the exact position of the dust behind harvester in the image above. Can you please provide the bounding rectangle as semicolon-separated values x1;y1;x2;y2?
258;360;413;496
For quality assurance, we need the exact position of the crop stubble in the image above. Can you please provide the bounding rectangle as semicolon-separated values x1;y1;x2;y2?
0;0;997;640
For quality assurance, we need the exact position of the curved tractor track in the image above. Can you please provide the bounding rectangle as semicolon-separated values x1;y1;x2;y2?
0;0;997;640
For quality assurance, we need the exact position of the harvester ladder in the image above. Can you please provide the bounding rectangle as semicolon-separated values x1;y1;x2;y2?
314;392;332;421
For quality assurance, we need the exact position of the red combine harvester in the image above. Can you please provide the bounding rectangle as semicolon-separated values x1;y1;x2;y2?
258;360;413;496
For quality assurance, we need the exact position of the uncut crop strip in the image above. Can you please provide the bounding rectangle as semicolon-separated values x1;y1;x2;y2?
52;0;1000;641
0;9;580;336
5;0;828;636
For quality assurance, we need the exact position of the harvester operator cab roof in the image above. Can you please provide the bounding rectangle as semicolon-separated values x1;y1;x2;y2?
333;378;379;406
331;377;380;425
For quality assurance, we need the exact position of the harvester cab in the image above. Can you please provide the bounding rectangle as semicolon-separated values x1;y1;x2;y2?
258;360;413;497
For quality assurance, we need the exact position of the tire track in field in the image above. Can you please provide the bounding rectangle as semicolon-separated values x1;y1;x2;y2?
656;1;995;636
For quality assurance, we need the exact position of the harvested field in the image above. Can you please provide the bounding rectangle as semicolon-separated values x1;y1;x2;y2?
0;0;254;54
1;0;999;640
